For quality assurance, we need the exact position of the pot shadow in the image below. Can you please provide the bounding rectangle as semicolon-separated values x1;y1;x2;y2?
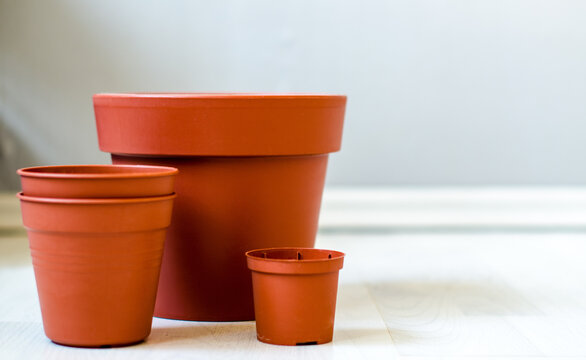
332;327;395;344
143;320;257;348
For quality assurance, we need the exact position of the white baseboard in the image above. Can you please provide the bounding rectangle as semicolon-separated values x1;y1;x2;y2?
6;188;586;233
319;187;586;231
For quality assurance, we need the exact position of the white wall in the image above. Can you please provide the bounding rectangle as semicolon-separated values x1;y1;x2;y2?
2;0;586;189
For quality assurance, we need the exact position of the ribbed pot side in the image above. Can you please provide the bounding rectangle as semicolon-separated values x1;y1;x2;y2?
19;194;175;346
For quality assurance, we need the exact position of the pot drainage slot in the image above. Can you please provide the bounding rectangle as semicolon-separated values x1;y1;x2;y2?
296;341;318;346
297;252;302;260
328;253;332;259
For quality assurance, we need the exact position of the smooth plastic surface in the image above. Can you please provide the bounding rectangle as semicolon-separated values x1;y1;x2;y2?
18;165;177;198
18;193;175;347
94;93;347;321
112;154;328;321
246;248;345;346
94;93;346;156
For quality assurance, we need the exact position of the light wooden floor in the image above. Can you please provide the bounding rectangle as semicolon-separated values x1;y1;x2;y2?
2;190;586;359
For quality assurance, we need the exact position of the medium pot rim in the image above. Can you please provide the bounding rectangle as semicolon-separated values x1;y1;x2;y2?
17;192;176;204
17;165;178;179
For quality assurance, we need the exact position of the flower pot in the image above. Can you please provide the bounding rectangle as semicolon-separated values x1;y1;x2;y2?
246;247;345;346
17;193;176;347
18;165;177;198
94;93;346;321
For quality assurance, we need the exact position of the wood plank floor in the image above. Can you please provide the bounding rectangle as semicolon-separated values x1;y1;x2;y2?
2;191;586;359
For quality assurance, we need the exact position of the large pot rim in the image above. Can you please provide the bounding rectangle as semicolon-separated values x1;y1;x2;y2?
93;93;347;109
94;93;346;156
94;92;345;99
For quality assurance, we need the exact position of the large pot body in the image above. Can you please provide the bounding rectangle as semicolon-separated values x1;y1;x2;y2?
94;94;346;321
18;194;175;347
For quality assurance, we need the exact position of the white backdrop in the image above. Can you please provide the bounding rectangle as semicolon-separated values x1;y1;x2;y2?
2;0;586;189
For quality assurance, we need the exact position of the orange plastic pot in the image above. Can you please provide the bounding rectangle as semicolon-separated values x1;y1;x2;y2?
17;193;176;347
246;248;345;346
18;165;177;198
94;93;346;321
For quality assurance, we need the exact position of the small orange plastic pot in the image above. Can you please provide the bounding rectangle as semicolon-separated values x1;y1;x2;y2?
17;193;176;347
246;248;345;346
18;165;178;198
94;93;347;321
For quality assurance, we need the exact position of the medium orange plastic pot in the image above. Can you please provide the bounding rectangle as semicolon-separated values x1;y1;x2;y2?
18;165;177;198
17;193;176;347
246;248;345;346
94;93;346;321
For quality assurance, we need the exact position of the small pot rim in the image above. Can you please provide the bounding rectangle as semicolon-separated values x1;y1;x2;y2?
246;248;345;277
17;192;176;204
17;165;178;179
246;247;345;263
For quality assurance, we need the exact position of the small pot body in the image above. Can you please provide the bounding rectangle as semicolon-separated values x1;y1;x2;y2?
95;93;346;321
18;165;177;198
246;248;345;346
18;194;175;347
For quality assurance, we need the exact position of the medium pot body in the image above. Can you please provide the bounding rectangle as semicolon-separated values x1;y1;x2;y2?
18;194;175;347
94;93;346;321
246;248;345;345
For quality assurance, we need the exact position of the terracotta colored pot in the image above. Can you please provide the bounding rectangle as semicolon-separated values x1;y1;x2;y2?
94;93;346;321
18;165;177;198
17;193;176;347
246;248;345;346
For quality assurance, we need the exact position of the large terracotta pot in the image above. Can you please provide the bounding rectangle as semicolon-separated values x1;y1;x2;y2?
94;93;346;321
18;193;176;347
